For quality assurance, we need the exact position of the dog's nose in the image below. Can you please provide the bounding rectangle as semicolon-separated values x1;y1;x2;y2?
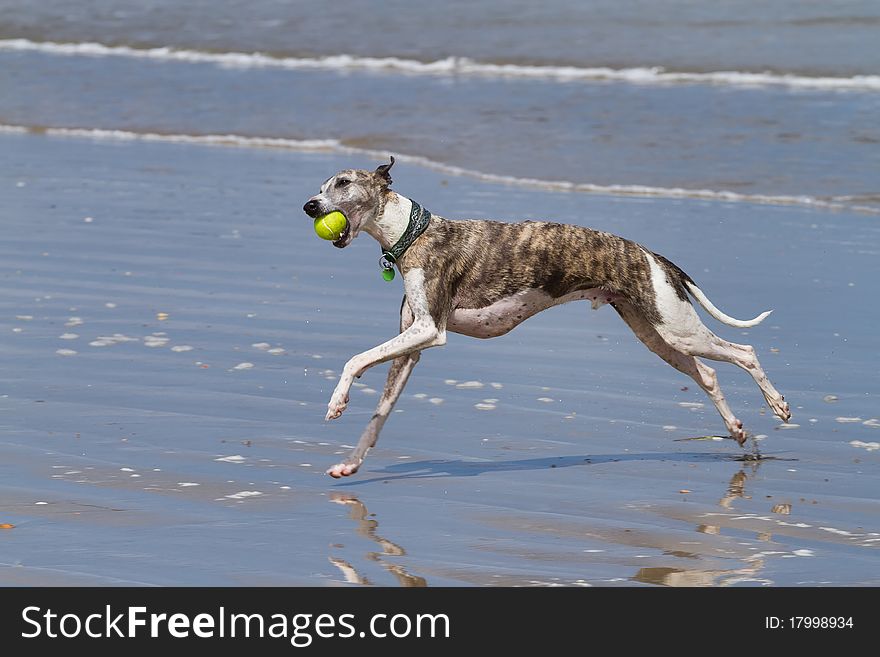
303;199;321;217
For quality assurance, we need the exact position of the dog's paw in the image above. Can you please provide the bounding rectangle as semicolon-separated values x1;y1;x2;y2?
325;392;350;421
774;397;792;422
729;419;747;446
327;462;359;478
325;402;347;421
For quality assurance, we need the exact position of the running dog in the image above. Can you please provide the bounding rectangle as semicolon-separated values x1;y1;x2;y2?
303;158;790;478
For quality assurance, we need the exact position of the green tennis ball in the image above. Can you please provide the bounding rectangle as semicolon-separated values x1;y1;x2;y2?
313;211;347;241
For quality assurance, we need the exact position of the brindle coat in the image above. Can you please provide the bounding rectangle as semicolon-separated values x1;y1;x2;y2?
303;159;790;478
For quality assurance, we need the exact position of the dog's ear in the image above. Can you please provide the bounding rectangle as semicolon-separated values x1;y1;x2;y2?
375;156;395;185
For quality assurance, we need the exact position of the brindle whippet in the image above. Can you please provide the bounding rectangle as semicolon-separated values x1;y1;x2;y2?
303;158;790;478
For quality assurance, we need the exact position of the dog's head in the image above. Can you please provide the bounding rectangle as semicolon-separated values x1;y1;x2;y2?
302;158;395;248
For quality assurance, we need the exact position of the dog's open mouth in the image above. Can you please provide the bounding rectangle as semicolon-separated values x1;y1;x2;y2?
332;221;351;248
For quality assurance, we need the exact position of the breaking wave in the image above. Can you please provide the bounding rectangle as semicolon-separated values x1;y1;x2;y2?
3;38;880;91
3;123;877;215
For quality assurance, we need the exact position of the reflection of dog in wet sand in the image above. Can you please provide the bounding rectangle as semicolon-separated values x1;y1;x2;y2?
303;158;791;478
329;493;426;587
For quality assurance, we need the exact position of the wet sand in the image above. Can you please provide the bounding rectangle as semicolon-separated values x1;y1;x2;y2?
1;131;878;586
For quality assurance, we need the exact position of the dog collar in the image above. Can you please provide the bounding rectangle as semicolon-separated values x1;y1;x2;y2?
379;200;431;281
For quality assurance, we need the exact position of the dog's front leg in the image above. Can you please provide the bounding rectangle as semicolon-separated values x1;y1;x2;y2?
327;351;420;477
325;324;443;421
327;298;420;478
326;269;445;422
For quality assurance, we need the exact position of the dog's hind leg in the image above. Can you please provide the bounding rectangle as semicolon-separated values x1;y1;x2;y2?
647;298;791;424
327;297;420;478
613;302;747;444
660;326;790;425
642;252;789;424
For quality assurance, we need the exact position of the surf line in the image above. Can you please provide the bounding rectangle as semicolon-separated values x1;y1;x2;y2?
2;38;880;92
2;123;878;216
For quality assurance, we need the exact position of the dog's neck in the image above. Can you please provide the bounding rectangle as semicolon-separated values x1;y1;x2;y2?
361;192;413;251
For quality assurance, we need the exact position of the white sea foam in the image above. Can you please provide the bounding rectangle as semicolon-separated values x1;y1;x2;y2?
89;333;139;347
226;490;262;500
850;440;880;452
3;39;880;92
0;124;28;135
3;122;877;215
23;125;339;152
143;334;169;348
214;455;246;463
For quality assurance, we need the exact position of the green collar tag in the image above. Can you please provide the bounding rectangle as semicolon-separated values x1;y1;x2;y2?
379;200;431;282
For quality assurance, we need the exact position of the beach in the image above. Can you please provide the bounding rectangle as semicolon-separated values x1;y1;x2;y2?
1;131;878;586
0;0;878;587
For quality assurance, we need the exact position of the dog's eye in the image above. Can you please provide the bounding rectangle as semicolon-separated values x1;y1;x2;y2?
336;179;351;188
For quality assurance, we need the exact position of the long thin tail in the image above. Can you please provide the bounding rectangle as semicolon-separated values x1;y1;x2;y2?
684;280;772;328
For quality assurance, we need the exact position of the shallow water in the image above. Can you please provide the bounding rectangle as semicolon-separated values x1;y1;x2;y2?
0;0;877;209
2;0;879;76
1;133;878;586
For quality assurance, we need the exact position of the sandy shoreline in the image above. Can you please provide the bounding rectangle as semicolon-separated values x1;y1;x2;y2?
1;131;878;586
